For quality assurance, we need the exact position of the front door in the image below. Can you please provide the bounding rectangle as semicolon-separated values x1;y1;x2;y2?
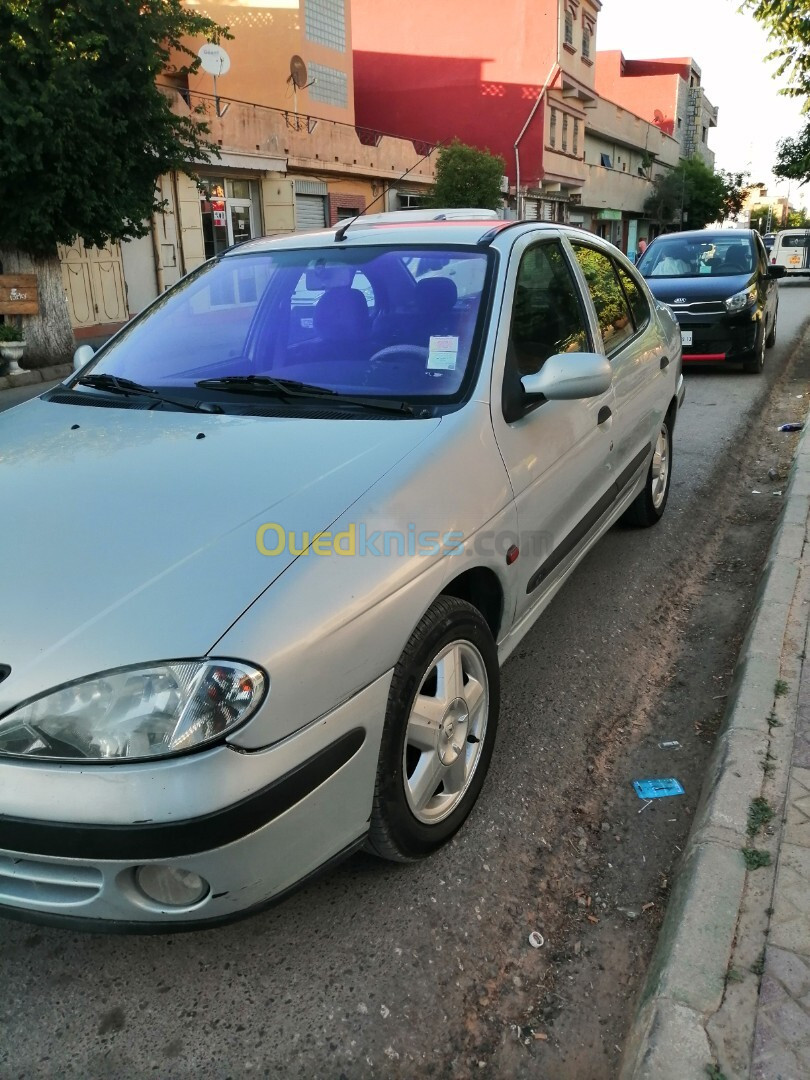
490;235;617;619
228;201;254;247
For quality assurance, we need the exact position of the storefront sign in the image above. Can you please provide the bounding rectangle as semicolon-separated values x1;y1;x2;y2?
0;274;39;315
597;209;622;221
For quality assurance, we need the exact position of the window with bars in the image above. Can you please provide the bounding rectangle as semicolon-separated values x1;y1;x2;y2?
308;62;348;108
550;108;557;148
562;113;569;152
582;27;591;59
305;0;346;52
573;119;579;157
564;10;574;46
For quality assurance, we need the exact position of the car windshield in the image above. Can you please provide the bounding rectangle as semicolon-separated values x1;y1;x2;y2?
638;236;755;278
85;246;491;401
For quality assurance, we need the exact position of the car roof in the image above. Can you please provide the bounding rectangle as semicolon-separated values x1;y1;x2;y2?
651;229;756;243
222;215;623;255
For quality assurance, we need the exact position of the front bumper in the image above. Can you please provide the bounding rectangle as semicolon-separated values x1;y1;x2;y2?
0;671;392;931
672;307;760;362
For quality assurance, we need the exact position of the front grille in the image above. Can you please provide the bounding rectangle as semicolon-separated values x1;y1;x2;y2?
0;854;102;906
669;301;726;315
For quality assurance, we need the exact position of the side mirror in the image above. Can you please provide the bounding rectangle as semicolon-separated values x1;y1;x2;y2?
521;352;612;401
767;265;787;279
73;344;95;371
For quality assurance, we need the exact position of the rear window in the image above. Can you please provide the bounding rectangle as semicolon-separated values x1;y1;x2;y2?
781;234;810;248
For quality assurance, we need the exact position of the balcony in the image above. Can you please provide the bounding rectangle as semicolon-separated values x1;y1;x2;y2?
160;85;438;184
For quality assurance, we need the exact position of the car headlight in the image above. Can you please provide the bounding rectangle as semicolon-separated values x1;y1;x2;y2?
0;660;267;762
725;285;757;313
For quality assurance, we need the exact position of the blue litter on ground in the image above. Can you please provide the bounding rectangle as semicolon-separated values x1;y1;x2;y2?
633;778;685;800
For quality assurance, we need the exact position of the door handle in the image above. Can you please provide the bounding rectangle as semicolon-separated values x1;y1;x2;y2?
660;355;670;370
598;406;612;425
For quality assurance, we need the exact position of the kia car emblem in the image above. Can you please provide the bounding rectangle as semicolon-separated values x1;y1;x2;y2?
674;297;687;304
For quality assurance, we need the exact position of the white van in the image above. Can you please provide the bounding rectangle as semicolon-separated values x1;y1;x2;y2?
770;229;810;276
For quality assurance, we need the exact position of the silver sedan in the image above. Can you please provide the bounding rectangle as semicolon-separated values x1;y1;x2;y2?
0;213;683;929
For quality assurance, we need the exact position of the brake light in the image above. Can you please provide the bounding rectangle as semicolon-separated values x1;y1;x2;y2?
771;257;776;264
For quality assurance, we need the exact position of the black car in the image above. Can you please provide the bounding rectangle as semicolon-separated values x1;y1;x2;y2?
636;229;785;373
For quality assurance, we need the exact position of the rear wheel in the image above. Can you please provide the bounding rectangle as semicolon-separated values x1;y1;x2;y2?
743;326;766;373
366;596;500;862
622;416;672;527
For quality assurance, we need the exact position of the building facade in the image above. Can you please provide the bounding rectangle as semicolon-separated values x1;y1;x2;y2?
352;0;602;222
595;52;718;168
60;0;438;341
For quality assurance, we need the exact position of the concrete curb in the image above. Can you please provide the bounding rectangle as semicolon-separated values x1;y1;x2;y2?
621;412;810;1079
0;364;72;392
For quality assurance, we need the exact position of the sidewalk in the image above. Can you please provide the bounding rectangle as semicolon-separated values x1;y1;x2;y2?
0;364;71;393
622;414;810;1079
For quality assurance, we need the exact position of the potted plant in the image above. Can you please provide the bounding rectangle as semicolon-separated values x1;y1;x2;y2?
0;322;26;375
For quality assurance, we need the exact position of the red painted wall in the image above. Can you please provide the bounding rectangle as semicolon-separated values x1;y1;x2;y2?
595;51;693;136
352;0;560;185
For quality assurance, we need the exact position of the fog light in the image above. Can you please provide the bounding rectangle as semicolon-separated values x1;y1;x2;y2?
135;865;209;907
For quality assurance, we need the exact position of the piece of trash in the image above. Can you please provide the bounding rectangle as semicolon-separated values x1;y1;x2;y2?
528;931;544;949
587;914;599;924
633;778;685;800
617;907;638;920
533;1032;548;1041
642;902;655;912
638;800;654;814
768;466;779;481
778;422;804;432
658;739;681;750
773;491;782;496
752;490;762;495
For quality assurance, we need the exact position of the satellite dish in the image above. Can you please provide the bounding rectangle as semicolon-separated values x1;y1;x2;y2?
198;43;231;77
290;55;309;89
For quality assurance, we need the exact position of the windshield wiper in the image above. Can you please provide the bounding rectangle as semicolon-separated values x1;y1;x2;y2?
77;373;218;413
196;375;414;415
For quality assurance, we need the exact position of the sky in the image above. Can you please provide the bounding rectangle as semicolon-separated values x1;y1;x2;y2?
597;0;807;205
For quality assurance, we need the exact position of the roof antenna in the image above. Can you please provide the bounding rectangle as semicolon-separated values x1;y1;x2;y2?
334;141;443;242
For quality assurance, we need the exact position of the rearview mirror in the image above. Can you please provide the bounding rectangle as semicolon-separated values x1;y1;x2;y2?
73;344;95;371
521;352;612;401
768;265;787;279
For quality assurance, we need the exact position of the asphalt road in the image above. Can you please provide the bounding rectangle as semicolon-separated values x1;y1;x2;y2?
0;380;61;413
2;283;810;1079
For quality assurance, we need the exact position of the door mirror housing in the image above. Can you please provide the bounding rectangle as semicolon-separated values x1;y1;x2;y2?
521;352;612;401
767;265;787;279
73;344;95;372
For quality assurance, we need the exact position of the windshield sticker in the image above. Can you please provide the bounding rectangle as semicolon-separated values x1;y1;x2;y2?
427;336;459;371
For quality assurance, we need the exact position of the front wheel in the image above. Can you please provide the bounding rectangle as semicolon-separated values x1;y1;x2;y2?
366;596;500;862
743;326;766;373
621;416;672;527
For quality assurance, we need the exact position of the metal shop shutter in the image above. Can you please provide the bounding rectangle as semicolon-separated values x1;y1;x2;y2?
295;194;327;230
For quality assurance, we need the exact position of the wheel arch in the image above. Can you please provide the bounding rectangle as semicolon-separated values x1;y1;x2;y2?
440;565;505;642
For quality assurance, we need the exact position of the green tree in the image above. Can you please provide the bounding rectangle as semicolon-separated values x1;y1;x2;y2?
774;121;810;185
720;170;750;221
786;207;810;227
644;158;728;229
742;1;810;101
0;1;226;364
428;140;506;211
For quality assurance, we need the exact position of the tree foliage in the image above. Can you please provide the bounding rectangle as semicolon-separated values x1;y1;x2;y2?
742;1;810;103
428;140;506;211
0;0;227;255
774;120;810;184
719;170;750;220
644;158;730;229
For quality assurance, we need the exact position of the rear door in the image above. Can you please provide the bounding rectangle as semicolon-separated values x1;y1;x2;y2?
567;240;666;498
490;234;617;617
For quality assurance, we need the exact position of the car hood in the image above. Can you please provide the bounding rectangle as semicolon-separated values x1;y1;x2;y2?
643;272;754;304
0;398;439;711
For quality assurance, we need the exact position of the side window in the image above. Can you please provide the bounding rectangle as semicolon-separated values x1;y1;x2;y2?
616;264;650;330
508;241;589;376
571;244;635;356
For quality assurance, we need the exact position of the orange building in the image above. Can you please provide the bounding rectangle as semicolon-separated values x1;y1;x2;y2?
352;0;601;221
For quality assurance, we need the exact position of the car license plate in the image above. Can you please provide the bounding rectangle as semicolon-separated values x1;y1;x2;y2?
790;255;801;266
681;331;693;346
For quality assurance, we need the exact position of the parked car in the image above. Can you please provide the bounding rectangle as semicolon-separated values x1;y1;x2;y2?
763;232;776;254
637;229;785;373
769;228;810;277
0;213;683;930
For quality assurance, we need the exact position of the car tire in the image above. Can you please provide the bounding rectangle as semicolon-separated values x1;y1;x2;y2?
765;307;777;349
621;415;672;528
743;326;766;373
366;596;500;862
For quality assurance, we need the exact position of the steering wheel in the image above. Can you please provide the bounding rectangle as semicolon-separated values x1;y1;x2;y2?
367;344;429;365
